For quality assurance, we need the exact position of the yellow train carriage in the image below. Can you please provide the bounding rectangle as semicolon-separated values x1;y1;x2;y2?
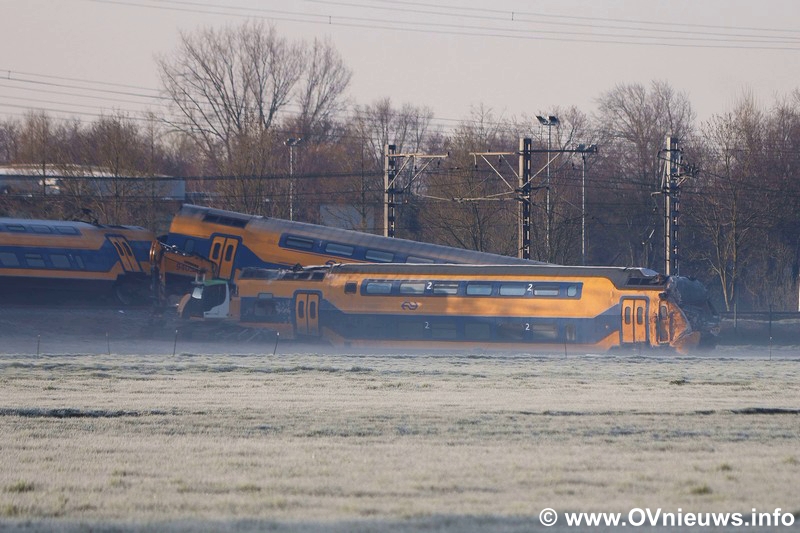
213;263;713;352
165;205;539;284
0;217;154;304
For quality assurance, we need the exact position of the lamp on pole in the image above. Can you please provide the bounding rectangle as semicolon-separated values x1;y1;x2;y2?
536;115;559;258
285;137;302;221
577;144;598;265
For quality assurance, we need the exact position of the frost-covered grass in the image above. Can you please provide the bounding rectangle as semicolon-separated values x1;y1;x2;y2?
0;345;798;532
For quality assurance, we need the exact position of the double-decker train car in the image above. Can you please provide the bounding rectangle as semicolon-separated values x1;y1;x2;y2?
0;217;154;304
182;263;718;352
163;205;540;287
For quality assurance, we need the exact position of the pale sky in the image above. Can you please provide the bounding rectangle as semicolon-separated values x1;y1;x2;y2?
1;0;799;131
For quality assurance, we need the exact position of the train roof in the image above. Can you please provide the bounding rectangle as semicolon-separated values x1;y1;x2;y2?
239;263;668;289
0;217;148;234
326;262;665;285
177;204;543;266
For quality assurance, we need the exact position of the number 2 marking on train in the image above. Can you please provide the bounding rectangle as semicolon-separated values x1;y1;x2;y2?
527;284;533;293
425;321;430;330
525;323;530;331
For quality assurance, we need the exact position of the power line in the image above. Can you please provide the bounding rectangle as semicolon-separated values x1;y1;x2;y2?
83;0;800;50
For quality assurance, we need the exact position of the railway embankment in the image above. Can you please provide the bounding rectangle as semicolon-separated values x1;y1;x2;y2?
718;312;800;345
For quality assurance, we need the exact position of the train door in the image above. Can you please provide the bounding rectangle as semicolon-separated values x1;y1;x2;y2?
657;302;672;345
621;298;649;345
107;236;142;273
209;235;239;279
294;291;320;337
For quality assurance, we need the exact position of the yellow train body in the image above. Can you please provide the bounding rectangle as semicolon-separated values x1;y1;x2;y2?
188;263;712;352
164;205;539;283
0;217;154;303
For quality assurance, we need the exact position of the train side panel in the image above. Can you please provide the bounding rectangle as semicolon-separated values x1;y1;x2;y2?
0;218;154;304
164;205;540;285
225;264;702;352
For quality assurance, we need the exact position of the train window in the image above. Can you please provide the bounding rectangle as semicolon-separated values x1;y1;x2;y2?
224;244;234;261
465;322;491;340
399;281;426;295
211;242;221;259
407;256;435;264
533;285;560;297
497;321;525;341
297;300;305;319
50;254;71;269
432;281;459;295
344;282;357;294
637;306;644;325
466;283;493;296
624;307;632;325
324;242;354;257
530;324;558;341
499;283;528;296
24;253;46;268
0;252;20;267
309;300;317;320
431;322;457;340
253;299;276;317
365;250;394;263
202;213;248;228
31;225;52;234
6;224;26;232
567;285;579;297
55;226;80;235
364;281;392;294
397;321;425;339
285;236;314;250
183;239;195;253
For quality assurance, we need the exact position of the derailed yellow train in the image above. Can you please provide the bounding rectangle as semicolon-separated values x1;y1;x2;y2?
182;263;718;352
0;217;154;304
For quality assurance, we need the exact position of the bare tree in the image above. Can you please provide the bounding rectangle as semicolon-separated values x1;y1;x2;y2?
686;96;765;312
353;98;435;169
593;80;696;268
419;105;518;255
158;22;353;216
158;21;299;212
0;118;19;165
295;38;352;138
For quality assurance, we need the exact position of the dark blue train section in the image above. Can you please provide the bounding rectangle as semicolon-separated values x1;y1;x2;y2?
0;217;154;304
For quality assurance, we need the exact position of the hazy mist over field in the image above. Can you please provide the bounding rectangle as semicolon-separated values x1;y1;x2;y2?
0;321;798;533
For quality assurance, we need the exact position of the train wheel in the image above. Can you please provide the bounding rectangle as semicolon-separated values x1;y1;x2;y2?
113;282;147;306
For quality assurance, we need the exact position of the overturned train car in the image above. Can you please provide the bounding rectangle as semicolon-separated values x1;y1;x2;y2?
162;204;541;284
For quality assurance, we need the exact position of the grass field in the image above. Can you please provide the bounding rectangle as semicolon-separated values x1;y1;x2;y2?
0;326;798;531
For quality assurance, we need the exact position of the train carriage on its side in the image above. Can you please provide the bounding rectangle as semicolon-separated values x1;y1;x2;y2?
162;205;541;290
183;263;718;352
0;217;154;304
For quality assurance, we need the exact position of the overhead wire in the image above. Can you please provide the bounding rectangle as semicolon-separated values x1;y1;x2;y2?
84;0;800;49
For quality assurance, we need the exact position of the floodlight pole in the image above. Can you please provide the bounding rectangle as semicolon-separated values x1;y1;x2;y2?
536;115;559;259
